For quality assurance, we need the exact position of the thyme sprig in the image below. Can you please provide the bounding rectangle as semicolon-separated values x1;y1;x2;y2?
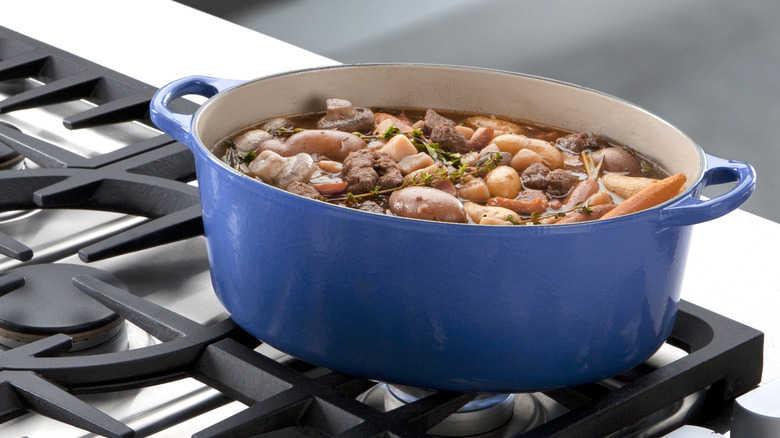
511;203;595;225
331;152;503;204
270;124;463;167
221;139;257;169
407;128;462;167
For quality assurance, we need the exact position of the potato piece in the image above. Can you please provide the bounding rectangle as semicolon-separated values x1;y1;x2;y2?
510;148;543;173
479;216;514;225
404;163;441;182
397;152;436;176
460;151;481;166
379;134;418;162
602;173;658;199
458;177;491;202
492;134;563;169
591;147;642;175
374;113;414;133
479;143;500;156
484;165;522;199
455;125;474;140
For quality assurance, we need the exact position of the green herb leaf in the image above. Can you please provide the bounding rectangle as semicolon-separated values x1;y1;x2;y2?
241;150;257;163
381;124;401;139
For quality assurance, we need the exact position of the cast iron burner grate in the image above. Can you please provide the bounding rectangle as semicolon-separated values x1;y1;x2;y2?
0;25;765;438
0;26;201;264
0;273;764;438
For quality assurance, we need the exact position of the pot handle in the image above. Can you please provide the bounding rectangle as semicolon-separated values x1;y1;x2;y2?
659;153;756;227
149;76;243;146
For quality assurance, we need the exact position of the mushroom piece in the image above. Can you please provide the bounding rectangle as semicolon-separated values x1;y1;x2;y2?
233;129;273;153
248;150;316;190
317;98;375;133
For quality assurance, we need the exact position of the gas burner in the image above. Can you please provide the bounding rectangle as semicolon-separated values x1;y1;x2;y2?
0;140;201;262
0;264;127;353
0;122;24;171
377;384;549;437
0;122;32;223
0;28;201;264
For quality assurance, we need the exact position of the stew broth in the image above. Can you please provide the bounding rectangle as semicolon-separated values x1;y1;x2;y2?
212;99;678;225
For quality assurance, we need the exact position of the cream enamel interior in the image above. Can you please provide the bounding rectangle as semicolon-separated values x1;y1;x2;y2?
194;65;704;186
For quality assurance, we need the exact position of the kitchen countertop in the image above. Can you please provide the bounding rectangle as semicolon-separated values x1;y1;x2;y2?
1;0;778;385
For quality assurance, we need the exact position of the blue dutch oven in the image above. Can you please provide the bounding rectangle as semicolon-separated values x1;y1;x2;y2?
150;65;754;393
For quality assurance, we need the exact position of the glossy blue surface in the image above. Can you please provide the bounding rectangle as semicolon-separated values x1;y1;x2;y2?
150;67;755;392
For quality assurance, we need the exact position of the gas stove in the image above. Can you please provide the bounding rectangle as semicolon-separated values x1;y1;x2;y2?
0;25;768;438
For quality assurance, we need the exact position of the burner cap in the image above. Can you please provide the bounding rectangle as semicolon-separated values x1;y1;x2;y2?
384;385;537;436
0;122;24;170
0;264;126;347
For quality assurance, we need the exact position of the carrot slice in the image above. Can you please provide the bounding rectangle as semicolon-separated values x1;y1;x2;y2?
555;203;615;224
600;173;687;220
487;196;548;216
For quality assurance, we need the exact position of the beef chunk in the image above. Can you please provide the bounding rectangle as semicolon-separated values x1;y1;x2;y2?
341;149;403;194
423;109;469;154
343;168;379;194
286;181;322;200
423;109;455;133
517;189;548;203
430;124;469;154
373;153;403;190
546;169;579;198
521;163;551;190
342;148;375;169
342;150;379;194
555;132;610;153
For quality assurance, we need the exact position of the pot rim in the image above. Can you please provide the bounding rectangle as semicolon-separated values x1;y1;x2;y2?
153;63;752;230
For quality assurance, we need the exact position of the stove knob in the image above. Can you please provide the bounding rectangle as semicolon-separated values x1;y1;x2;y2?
731;378;780;438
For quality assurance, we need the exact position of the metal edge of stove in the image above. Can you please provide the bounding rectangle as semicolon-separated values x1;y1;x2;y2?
0;24;238;438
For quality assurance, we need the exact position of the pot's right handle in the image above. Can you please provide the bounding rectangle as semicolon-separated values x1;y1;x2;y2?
659;154;756;227
149;76;242;147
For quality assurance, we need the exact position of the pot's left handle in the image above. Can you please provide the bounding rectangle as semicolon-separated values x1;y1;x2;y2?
150;76;243;146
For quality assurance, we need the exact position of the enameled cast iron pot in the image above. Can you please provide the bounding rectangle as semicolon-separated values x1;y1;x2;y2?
150;65;755;393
